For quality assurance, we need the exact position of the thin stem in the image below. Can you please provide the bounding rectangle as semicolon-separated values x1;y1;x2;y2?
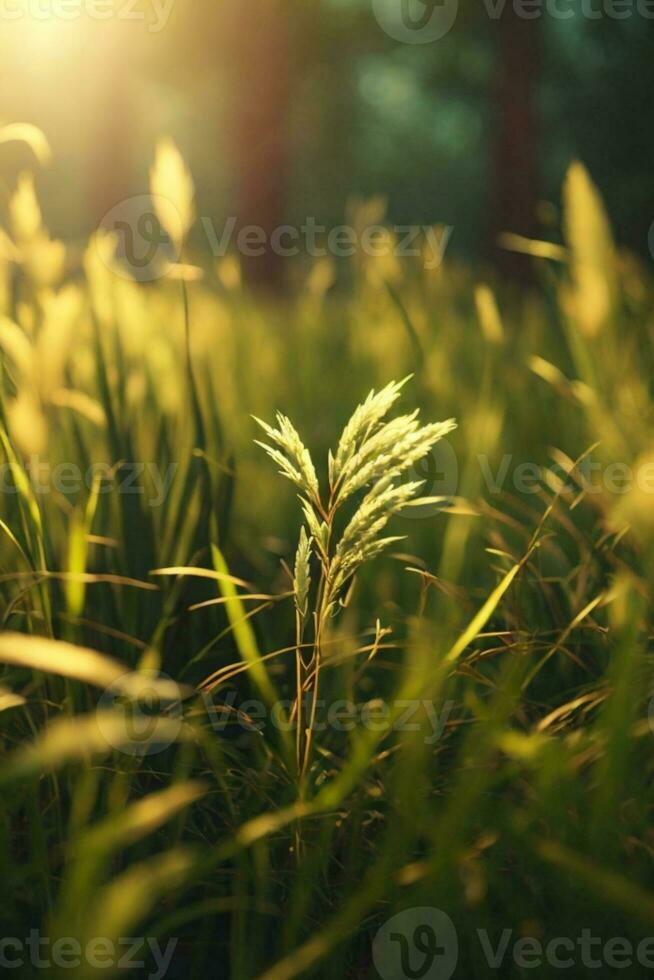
300;523;333;783
294;608;304;781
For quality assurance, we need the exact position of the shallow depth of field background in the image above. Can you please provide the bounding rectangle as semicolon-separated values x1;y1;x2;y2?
0;3;653;980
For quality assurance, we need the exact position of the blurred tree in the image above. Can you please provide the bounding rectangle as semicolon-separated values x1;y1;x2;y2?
0;0;649;273
88;27;137;227
222;0;291;292
542;17;654;256
492;7;541;282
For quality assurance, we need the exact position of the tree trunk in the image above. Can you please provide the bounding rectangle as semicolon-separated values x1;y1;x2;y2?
492;10;540;283
87;30;135;228
223;1;291;293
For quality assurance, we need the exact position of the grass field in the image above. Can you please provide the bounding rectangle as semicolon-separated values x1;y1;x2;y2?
1;131;653;979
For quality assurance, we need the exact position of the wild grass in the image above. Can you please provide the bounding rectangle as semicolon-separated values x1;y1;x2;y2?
0;127;653;978
255;379;455;784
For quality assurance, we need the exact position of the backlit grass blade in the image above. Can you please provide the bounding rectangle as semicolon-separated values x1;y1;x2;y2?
65;473;102;620
210;543;278;708
444;561;521;664
0;122;51;164
537;840;654;926
54;849;197;980
78;782;206;853
0;712;187;783
0;416;52;633
0;632;183;696
0;686;26;712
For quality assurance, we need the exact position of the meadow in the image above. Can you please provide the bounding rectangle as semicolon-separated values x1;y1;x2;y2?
0;127;653;978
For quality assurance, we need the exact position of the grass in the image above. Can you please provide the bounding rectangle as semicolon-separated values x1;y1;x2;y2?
0;130;653;978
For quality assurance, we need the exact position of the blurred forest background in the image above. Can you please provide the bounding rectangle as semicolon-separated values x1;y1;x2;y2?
1;0;652;287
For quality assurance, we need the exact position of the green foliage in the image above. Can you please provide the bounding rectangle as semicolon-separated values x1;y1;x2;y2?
0;138;653;979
